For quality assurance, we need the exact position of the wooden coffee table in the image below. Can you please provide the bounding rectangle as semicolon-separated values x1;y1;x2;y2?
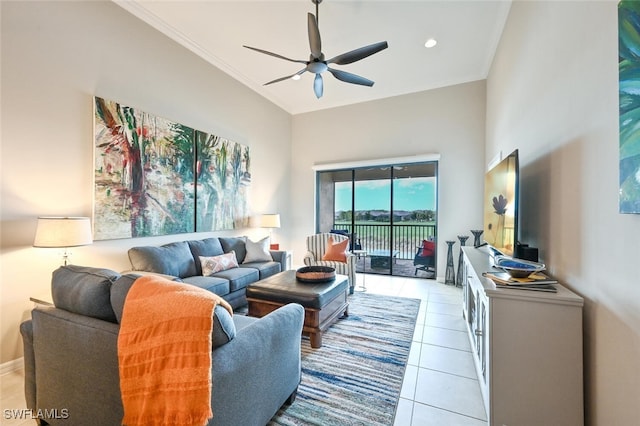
246;270;349;348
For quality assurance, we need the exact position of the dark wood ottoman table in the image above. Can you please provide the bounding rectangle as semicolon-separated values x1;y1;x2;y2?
246;270;349;348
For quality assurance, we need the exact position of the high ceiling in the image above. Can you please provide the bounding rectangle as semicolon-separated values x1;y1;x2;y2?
115;0;512;115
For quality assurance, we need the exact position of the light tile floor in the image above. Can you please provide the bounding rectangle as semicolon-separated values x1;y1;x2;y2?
1;368;31;426
358;273;488;426
1;274;487;426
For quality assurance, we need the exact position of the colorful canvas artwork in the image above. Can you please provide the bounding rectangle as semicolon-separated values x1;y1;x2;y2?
194;131;251;232
619;1;640;214
93;97;250;240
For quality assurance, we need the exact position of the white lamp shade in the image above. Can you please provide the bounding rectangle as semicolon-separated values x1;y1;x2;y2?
33;217;93;248
260;214;281;229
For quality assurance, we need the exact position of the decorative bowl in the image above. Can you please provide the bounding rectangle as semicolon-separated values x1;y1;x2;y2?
296;266;336;283
494;256;546;278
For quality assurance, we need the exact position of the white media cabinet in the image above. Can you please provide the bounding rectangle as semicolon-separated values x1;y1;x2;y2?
461;246;584;426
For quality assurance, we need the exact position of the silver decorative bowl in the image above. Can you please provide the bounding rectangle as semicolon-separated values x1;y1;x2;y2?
494;256;545;278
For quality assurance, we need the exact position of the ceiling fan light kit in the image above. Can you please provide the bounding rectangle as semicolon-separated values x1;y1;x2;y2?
243;0;388;99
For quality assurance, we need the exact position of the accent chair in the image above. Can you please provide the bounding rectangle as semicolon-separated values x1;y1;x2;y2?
303;233;356;294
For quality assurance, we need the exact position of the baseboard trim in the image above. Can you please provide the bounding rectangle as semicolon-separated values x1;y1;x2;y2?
1;357;23;375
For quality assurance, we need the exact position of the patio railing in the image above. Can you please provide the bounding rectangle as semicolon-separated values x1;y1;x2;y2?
332;223;436;260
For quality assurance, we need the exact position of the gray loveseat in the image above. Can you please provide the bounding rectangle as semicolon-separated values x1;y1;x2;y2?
20;265;304;426
128;236;287;309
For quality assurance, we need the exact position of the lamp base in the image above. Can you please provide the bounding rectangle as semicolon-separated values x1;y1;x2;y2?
270;243;280;250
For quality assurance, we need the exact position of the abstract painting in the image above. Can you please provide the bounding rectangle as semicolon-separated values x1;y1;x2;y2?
194;130;251;232
619;1;640;214
94;97;250;240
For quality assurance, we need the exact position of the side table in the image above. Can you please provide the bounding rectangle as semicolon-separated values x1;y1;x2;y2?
351;249;368;291
30;295;54;307
282;250;293;270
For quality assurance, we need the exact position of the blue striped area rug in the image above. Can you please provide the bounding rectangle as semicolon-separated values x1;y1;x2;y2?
269;292;421;426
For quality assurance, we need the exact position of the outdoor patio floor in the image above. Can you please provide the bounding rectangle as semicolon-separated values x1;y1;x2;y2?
355;257;438;279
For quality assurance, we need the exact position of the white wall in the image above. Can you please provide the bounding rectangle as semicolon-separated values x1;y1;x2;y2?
486;1;639;423
0;1;291;363
290;81;487;275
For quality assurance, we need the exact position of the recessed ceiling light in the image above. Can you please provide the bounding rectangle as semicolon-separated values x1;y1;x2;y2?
292;75;301;81
424;38;437;48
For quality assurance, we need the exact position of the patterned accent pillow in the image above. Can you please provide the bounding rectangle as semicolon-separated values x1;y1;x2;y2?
322;236;349;262
200;251;239;276
243;236;272;263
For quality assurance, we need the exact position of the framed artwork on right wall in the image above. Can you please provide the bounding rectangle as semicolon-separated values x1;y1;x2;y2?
619;1;640;214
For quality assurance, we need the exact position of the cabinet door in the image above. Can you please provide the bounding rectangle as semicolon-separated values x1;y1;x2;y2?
478;297;487;381
470;290;488;384
462;259;469;318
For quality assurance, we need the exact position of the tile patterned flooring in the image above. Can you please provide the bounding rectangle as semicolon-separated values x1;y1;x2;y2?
1;368;31;426
360;274;488;426
0;274;487;426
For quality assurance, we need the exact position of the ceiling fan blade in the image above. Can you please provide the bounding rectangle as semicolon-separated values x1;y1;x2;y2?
327;68;375;87
327;41;389;65
264;69;307;86
243;45;307;64
307;13;322;59
314;74;323;99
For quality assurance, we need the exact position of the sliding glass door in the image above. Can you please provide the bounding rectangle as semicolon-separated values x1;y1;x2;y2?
316;160;438;278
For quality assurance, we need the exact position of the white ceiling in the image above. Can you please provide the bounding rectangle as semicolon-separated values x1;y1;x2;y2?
115;0;512;115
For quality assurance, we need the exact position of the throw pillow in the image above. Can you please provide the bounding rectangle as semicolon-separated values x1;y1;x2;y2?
322;236;349;262
243;236;272;263
200;251;239;276
128;241;197;278
52;265;120;323
422;239;436;256
212;304;236;349
219;237;248;263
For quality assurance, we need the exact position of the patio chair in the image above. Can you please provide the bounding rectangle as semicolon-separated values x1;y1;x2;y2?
304;233;356;293
414;239;436;277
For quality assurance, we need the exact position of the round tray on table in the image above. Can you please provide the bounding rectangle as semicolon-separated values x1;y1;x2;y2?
295;266;336;283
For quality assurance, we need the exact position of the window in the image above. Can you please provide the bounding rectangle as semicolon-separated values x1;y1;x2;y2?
315;159;438;278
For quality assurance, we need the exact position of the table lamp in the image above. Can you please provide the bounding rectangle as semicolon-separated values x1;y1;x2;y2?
260;214;281;250
33;217;93;265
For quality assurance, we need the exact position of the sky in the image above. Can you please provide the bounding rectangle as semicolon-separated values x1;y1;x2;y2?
335;177;436;212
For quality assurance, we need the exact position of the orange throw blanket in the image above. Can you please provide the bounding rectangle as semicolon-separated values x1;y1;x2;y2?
117;276;233;426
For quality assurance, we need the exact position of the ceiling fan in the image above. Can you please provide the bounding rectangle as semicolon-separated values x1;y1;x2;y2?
243;0;388;99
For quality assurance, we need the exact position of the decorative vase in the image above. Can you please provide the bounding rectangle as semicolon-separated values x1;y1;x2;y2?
471;229;484;247
456;235;469;287
445;240;456;285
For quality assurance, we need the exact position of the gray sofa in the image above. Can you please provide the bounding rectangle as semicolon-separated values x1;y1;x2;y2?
127;236;287;309
20;265;304;426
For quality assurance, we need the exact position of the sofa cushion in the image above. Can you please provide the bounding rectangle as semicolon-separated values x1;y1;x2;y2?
188;238;225;275
219;237;247;263
181;276;231;297
211;267;259;292
239;261;281;279
200;252;239;276
212;304;236;349
110;275;235;348
243;237;272;263
52;265;120;323
128;241;197;278
110;273;140;324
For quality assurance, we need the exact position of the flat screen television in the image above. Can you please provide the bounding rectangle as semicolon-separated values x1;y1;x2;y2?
483;149;519;257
